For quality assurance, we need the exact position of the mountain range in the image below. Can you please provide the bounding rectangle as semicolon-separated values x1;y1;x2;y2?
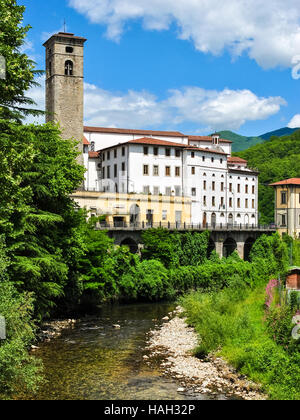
218;127;300;152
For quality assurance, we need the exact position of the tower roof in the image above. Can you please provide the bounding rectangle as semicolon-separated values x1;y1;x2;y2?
43;32;87;47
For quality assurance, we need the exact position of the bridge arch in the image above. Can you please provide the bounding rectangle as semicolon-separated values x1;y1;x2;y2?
244;237;256;261
120;237;139;254
223;237;237;258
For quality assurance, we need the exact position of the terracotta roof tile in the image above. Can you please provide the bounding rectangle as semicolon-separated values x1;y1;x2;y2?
228;156;248;163
83;136;90;145
269;178;300;186
84;126;185;137
88;151;99;158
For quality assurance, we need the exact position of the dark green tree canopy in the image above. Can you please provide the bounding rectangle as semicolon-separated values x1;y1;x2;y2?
0;0;43;121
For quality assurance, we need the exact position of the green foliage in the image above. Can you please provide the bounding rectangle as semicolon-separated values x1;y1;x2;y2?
236;130;300;223
0;242;43;399
218;130;264;152
141;228;210;268
141;228;182;268
181;279;300;400
0;120;85;318
0;0;44;121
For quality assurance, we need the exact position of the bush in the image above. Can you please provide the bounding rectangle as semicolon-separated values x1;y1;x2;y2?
0;281;43;399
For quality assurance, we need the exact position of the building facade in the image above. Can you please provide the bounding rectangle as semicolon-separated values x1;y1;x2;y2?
80;128;259;227
43;32;259;227
270;178;300;237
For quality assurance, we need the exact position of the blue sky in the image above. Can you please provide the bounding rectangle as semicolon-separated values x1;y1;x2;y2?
21;0;300;136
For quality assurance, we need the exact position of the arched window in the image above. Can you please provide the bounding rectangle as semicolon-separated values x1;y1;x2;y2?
65;60;73;76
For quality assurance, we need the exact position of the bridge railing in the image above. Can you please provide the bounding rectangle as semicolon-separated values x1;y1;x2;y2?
96;221;277;231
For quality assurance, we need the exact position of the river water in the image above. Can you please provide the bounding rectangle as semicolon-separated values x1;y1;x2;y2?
18;303;221;400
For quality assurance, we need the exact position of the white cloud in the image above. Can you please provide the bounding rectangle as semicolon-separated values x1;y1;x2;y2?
68;0;300;69
287;114;300;128
25;79;285;130
84;82;285;131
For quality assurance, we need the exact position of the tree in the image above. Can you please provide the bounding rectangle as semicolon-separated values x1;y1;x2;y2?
0;238;43;399
0;120;85;318
0;0;43;121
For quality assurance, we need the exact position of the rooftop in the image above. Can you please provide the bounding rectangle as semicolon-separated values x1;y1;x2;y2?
84;126;186;137
269;178;300;186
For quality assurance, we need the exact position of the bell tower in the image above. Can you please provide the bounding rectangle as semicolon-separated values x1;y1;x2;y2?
43;32;87;164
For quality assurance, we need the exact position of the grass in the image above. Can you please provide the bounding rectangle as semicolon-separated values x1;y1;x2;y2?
180;277;300;400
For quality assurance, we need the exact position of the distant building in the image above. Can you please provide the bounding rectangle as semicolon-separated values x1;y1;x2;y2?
270;178;300;237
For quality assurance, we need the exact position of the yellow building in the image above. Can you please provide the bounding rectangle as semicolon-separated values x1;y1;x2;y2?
71;191;191;228
270;178;300;237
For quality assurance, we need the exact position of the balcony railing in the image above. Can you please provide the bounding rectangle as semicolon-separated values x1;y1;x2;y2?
96;221;277;231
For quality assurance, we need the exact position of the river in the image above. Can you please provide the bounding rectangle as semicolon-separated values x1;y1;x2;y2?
17;303;224;400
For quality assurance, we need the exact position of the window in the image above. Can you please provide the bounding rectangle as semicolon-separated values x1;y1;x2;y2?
175;149;181;158
220;197;224;206
107;151;110;160
114;164;117;178
165;148;171;157
237;198;241;208
175;186;181;196
281;214;286;226
153;165;159;176
212;181;215;191
229;197;233;207
143;165;149;175
281;191;287;204
66;46;73;53
221;182;224;192
252;185;255;194
144;146;148;155
252;199;255;209
191;152;195;158
202;156;205;162
162;210;167;221
229;183;232;192
91;141;95;152
203;196;207;206
245;198;248;208
64;60;73;76
192;188;196;196
191;167;195;175
114;149;117;158
220;159;223;164
166;187;171;196
203;180;206;190
102;167;105;179
122;162;125;172
107;166;110;179
153;186;160;195
245;185;248;194
237;184;240;193
165;166;171;176
154;147;159;156
122;147;125;156
143;186;150;194
175;167;180;177
212;196;216;206
211;157;214;163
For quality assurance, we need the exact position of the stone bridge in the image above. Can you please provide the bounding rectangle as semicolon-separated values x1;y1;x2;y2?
97;223;277;260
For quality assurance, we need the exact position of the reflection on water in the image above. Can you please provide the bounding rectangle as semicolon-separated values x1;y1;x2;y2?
17;303;215;400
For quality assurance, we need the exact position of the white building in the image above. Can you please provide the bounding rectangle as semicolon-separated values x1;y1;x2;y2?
82;127;259;227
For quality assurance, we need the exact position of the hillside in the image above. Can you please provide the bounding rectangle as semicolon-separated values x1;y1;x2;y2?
234;130;300;224
218;130;264;152
259;127;300;140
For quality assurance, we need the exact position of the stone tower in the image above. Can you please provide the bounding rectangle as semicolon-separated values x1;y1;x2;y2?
43;32;87;164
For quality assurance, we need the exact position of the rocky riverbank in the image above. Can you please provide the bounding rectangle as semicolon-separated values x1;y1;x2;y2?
31;319;77;349
145;306;266;400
